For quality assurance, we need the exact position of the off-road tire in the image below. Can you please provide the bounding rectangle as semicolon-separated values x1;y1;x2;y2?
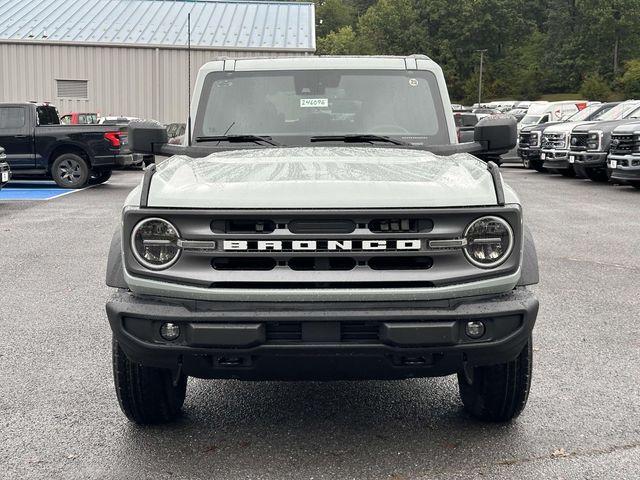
457;338;533;422
89;170;113;185
51;153;90;188
112;338;187;425
521;157;531;169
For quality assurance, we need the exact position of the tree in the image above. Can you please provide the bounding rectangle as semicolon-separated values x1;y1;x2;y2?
620;60;640;98
356;0;422;55
579;74;612;101
317;26;360;54
316;0;355;37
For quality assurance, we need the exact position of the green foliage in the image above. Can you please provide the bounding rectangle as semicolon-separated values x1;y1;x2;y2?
317;26;359;54
309;0;640;101
579;74;612;101
620;60;640;98
316;0;355;37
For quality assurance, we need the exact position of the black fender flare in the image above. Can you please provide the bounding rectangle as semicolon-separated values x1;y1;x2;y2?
518;224;539;286
106;228;127;289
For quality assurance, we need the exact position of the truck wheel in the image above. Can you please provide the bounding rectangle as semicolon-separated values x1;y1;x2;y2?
559;166;575;177
530;160;547;173
457;338;532;422
112;338;187;425
585;168;610;183
51;154;90;188
89;170;113;185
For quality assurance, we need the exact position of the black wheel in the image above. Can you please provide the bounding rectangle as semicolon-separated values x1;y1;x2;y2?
585;168;610;183
89;170;112;185
458;338;532;422
559;166;575;177
143;155;155;167
112;338;187;425
531;160;547;173
51;153;90;188
521;157;531;169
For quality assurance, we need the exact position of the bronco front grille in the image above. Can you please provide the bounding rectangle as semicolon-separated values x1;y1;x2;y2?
123;207;523;290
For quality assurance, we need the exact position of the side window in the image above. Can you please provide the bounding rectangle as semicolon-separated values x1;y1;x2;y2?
78;114;87;124
60;115;70;125
540;114;549;123
0;107;26;129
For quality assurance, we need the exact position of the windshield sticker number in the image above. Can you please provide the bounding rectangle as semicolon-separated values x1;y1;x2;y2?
300;98;329;108
409;78;418;87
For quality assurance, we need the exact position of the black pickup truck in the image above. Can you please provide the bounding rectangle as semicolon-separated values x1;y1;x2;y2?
0;102;132;188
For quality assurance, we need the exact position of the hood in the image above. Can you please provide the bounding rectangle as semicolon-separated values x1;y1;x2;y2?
573;119;637;134
543;121;592;134
521;121;562;133
612;121;640;135
130;147;518;209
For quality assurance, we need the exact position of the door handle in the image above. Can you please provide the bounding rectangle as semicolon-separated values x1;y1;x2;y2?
14;134;28;138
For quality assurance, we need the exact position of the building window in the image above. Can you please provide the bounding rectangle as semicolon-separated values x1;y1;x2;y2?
56;79;88;99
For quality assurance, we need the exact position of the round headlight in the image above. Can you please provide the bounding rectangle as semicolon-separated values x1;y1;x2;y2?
463;216;514;268
131;218;181;269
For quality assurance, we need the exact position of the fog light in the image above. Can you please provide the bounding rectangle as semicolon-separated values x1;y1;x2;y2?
160;322;180;341
465;321;486;339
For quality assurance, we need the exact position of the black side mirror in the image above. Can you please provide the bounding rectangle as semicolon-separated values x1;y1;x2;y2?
473;115;517;156
128;121;168;154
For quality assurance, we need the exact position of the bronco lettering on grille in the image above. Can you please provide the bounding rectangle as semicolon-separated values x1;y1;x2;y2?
223;239;422;251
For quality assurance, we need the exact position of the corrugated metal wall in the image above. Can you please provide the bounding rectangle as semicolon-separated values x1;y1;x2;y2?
0;42;304;123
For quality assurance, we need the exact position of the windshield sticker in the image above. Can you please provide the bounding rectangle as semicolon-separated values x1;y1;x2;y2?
408;78;418;87
300;98;329;108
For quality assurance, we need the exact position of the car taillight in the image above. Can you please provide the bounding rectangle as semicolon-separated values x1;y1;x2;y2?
104;131;122;147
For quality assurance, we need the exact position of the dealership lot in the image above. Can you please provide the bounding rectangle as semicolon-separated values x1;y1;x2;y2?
0;168;638;479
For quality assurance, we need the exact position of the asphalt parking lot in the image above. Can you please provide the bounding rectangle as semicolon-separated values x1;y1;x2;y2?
0;167;639;479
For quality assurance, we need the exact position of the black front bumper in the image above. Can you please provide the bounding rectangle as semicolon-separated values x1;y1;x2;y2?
107;288;538;380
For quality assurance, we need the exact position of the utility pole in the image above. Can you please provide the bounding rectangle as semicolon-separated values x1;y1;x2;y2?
475;49;488;105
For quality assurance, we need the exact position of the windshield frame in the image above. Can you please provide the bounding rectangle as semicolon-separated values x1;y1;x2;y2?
192;69;451;148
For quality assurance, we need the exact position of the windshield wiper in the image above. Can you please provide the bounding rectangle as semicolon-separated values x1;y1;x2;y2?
195;135;281;146
310;134;411;146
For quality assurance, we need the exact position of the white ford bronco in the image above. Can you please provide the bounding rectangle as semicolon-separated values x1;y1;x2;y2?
106;55;539;424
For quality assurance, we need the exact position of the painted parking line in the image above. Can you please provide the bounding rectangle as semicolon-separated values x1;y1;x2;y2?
0;180;89;201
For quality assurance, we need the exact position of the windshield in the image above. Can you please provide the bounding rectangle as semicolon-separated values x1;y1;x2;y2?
194;69;450;146
598;102;640;121
567;104;601;122
520;115;541;126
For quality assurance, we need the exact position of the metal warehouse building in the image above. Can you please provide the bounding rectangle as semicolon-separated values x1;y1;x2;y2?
0;0;316;123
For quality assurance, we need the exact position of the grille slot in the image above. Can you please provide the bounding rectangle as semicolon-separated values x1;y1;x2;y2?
288;257;356;271
265;322;381;343
368;256;433;270
289;219;355;234
212;257;276;271
212;220;276;234
368;218;433;233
